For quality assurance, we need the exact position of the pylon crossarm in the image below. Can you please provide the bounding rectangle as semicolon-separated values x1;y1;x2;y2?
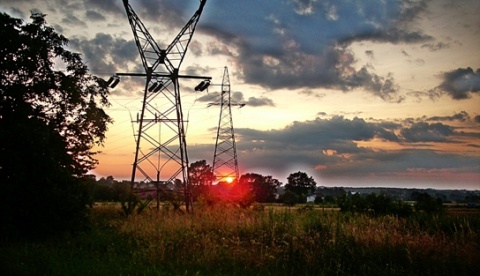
165;0;208;70
122;0;167;72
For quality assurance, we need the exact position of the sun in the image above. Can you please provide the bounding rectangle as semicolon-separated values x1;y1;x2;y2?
225;177;234;184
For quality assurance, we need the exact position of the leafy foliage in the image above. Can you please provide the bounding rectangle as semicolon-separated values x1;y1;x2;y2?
284;171;317;202
338;193;414;217
238;173;280;203
188;160;215;200
0;12;111;238
413;192;444;214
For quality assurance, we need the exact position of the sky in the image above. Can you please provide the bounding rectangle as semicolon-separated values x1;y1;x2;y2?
2;0;479;190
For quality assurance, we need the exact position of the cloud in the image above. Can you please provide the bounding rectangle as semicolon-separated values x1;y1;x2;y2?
339;29;432;45
196;92;220;103
200;0;432;101
197;91;275;108
237;116;399;153
426;111;470;122
214;114;479;179
400;122;454;142
85;10;106;21
337;0;432;45
365;50;374;59
244;96;275;107
127;0;202;35
232;40;402;101
61;14;87;27
435;67;480;99
84;0;123;16
319;149;480;178
421;41;451;51
69;33;138;75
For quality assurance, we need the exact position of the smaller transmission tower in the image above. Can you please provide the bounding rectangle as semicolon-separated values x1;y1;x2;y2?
209;67;245;183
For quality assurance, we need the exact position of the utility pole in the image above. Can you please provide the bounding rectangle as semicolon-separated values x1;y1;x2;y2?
209;67;245;184
111;0;210;212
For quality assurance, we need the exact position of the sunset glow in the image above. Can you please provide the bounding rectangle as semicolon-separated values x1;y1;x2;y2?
2;0;478;190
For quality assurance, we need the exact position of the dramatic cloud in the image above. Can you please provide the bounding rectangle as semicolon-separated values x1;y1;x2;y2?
237;116;399;153
2;0;478;188
69;33;138;74
319;149;480;178
400;122;454;142
435;67;480;99
225;115;480;179
199;0;432;101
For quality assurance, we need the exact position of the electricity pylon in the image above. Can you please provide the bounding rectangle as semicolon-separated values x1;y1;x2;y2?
209;67;245;184
115;0;210;212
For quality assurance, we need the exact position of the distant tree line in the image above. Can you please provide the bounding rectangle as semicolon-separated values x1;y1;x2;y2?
337;192;444;217
87;159;475;217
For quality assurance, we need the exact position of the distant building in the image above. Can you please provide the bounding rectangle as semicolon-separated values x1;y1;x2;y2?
306;194;316;203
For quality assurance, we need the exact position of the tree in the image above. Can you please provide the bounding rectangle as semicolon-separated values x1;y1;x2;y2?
189;160;215;186
414;193;444;214
284;171;317;202
0;12;111;238
238;173;280;203
281;190;300;206
188;160;215;201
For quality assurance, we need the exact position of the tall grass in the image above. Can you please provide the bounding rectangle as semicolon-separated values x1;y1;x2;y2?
1;204;479;275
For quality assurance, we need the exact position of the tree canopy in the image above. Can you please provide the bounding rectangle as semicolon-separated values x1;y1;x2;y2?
285;171;317;199
238;173;280;203
189;160;215;186
0;12;111;238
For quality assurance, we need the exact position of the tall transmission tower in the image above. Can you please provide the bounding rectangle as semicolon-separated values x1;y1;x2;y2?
209;67;245;184
112;0;210;212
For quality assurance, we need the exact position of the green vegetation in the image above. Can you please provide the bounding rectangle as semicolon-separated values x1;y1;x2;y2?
0;12;111;238
1;204;479;275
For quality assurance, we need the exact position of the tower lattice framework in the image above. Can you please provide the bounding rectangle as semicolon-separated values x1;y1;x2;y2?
118;0;210;212
210;67;245;183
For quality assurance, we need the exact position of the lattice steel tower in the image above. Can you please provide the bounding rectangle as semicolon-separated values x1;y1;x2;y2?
116;0;210;212
209;67;245;183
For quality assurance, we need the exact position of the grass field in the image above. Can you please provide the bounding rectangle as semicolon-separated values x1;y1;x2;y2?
1;203;479;275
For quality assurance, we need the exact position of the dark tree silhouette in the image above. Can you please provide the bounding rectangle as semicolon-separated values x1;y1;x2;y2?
189;160;215;186
0;12;111;238
188;160;215;200
238;173;280;203
285;171;317;202
414;193;444;214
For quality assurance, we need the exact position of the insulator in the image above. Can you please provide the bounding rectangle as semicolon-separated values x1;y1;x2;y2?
106;76;115;85
110;78;120;88
194;81;204;91
148;82;158;92
153;81;163;92
195;80;210;91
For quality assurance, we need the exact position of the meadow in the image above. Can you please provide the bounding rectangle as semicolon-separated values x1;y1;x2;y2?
1;203;479;275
